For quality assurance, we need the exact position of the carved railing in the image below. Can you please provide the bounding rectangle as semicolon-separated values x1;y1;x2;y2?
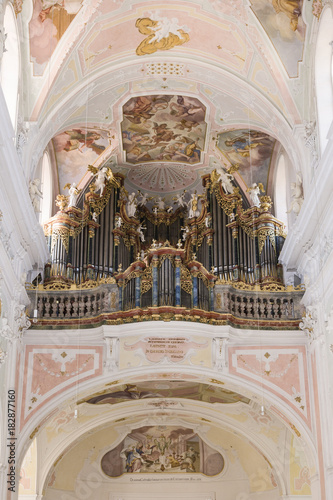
214;282;304;324
27;278;304;329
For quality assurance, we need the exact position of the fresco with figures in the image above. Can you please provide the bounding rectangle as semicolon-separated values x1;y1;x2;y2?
29;0;84;74
121;95;207;165
217;129;276;190
81;381;251;405
250;0;305;77
52;127;111;193
101;425;224;476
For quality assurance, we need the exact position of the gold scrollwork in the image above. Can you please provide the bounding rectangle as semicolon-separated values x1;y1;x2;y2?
51;227;70;253
180;265;192;294
258;228;276;255
141;267;153;294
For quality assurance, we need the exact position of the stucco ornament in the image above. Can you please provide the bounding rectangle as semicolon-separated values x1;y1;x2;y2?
299;306;317;342
136;12;190;55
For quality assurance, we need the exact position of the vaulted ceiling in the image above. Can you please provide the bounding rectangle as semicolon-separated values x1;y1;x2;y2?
20;0;318;208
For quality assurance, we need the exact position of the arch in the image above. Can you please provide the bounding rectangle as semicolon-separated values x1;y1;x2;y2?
0;2;20;130
15;361;318;500
274;153;288;230
40;150;53;223
315;6;333;155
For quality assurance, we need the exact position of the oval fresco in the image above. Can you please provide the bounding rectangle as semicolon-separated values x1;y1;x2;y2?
101;425;224;477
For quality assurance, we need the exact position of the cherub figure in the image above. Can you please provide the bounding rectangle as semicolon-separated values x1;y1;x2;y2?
114;215;122;227
138;191;153;206
216;169;234;194
138;223;146;242
155;196;166;210
88;165;118;197
172;190;187;207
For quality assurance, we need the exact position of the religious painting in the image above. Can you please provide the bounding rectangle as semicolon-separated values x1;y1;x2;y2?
250;0;305;77
80;381;250;405
135;13;190;56
29;0;83;74
101;425;224;477
121;95;207;164
52;127;110;193
216;129;276;189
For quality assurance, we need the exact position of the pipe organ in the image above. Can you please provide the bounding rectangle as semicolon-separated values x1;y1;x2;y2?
40;168;288;319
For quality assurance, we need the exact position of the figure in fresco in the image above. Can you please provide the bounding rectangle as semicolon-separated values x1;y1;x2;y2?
29;178;43;212
124;96;155;123
135;14;190;56
152;123;180;145
180;446;199;471
224;134;265;158
63;129;105;155
176;118;201;132
29;0;83;69
170;96;205;120
85;384;163;404
120;441;156;472
272;0;302;31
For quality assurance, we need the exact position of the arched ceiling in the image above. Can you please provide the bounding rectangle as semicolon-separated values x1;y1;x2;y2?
21;372;314;499
20;0;319;205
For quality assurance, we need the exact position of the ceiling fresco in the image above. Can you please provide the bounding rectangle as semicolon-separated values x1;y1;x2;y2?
52;127;112;193
80;381;251;406
216;129;277;190
121;95;207;165
101;425;224;476
29;0;84;74
250;0;305;77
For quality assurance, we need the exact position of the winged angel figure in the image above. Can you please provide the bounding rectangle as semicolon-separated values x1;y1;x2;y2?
135;12;190;56
88;165;119;196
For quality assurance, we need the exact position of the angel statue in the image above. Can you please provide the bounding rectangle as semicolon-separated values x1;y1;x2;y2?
247;183;265;207
172;190;187;207
187;191;203;218
29;178;43;212
64;182;81;207
211;168;234;194
127;192;138;217
87;165;119;197
137;191;153;206
138;223;146;242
